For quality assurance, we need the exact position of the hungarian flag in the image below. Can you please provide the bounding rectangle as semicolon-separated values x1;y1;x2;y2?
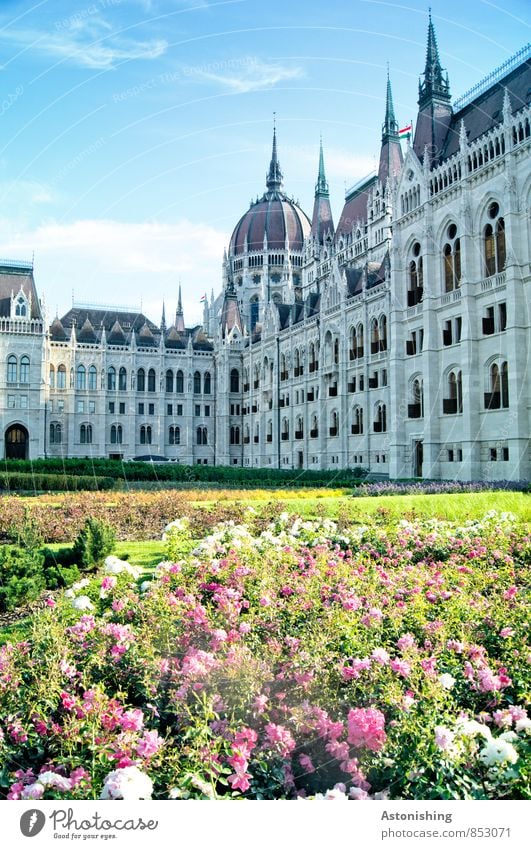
199;293;207;303
399;124;412;138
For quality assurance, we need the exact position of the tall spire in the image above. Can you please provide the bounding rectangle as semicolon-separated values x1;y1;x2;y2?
311;137;334;243
378;72;403;183
160;300;166;333
382;67;399;139
266;114;283;192
418;9;451;107
315;136;329;197
175;282;185;332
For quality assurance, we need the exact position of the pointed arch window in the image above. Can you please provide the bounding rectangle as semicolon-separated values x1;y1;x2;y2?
230;369;240;393
57;364;66;390
148;369;156;392
444;370;463;414
193;371;201;394
49;364;55;388
352;406;363;435
169;425;180;445
76;365;86;391
176;370;184;394
374;403;387;433
15;294;27;317
166;370;174;393
88;365;97;390
484;202;505;277
80;423;93;444
196;426;208;445
49;422;62;444
443;223;461;292
7;355;17;384
119;367;127;391
137;368;145;392
140;425;151;445
408;242;423;306
107;366;116;391
203;372;211;395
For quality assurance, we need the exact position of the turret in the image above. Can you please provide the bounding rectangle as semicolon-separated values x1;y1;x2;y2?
311;137;335;243
175;283;185;332
378;71;403;183
413;11;452;165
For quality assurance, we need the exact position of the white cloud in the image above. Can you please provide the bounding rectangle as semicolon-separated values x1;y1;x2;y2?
286;144;376;184
187;58;304;93
1;24;168;70
0;218;226;325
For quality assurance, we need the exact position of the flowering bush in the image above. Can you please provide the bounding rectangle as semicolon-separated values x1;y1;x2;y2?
0;509;529;800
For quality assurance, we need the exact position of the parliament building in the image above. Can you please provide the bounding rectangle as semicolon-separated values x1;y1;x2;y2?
0;19;529;481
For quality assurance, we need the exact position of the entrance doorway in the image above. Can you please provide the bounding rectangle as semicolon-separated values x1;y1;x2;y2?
5;424;29;459
413;440;423;477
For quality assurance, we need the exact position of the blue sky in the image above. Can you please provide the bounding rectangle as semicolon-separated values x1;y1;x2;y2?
0;0;528;325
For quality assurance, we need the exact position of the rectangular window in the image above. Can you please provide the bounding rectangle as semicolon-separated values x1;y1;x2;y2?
58;400;64;412
490;447;497;461
20;395;28;409
483;306;495;335
195;404;200;416
109;402;115;414
502;446;509;461
138;403;144;415
119;403;125;415
455;316;462;343
499;302;507;332
8;395;16;408
230;404;234;415
381;369;387;387
148;403;155;415
89;401;96;414
443;320;452;346
457;448;463;462
167;404;173;416
205;405;210;417
77;400;84;414
419;329;424;351
447;449;454;462
177;404;183;416
49;401;54;413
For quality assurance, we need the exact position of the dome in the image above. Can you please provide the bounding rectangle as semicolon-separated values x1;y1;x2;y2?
228;127;311;256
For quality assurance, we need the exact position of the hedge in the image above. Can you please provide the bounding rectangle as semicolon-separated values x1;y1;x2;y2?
0;472;115;492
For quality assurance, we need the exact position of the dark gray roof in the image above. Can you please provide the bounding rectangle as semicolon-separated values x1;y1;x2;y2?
0;264;42;319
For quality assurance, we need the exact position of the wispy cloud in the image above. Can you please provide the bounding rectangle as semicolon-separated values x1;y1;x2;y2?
1;18;168;69
0;217;226;323
187;57;304;93
286;144;376;184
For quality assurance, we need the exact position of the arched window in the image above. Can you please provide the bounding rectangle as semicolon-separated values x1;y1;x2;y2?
107;366;116;391
254;423;259;444
280;353;287;381
333;337;339;365
357;323;364;358
310;414;319;438
49;422;62;444
409;378;424;418
137;368;145;392
230;368;240;393
330;410;338;437
485;360;509;409
76;365;86;391
324;331;333;365
140;425;151;444
295;416;304;439
374;403;387;432
203;372;211;395
244;424;250;444
281;418;289;441
196;426;207;445
408;242;423;306
80;423;93;444
15;295;27;317
194;371;201;394
148;369;156;392
119;367;127;391
230;425;241;445
249;294;261;325
19;355;30;384
88;365;97;390
484;202;505;277
379;315;387;351
176;370;184;393
57;364;66;390
443;224;461;292
370;318;379;354
349;327;357;360
445;370;463;414
169;425;180;445
7;355;17;384
352;406;363;434
49;364;55;388
165;370;174;393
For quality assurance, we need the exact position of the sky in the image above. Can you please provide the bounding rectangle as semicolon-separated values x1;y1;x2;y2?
0;0;528;326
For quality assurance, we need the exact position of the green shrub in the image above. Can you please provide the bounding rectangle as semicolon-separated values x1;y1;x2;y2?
72;517;116;570
0;546;46;612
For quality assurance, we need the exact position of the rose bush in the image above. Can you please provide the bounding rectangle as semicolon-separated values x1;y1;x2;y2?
0;510;529;800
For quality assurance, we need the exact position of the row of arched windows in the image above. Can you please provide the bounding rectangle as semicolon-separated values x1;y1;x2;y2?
7;355;30;384
49;365;214;395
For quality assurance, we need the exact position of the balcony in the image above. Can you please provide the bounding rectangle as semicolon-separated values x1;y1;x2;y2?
408;403;422;418
294;430;303;440
310;428;319;438
484;391;501;410
328;386;338;398
443;398;458;414
329;427;338;437
351;424;362;435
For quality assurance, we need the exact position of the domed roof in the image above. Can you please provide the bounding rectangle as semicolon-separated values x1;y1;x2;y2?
229;128;311;256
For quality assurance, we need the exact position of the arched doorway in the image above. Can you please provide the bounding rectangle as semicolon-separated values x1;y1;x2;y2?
5;424;29;459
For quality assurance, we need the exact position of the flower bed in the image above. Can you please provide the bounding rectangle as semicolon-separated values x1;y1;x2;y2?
0;510;529;800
